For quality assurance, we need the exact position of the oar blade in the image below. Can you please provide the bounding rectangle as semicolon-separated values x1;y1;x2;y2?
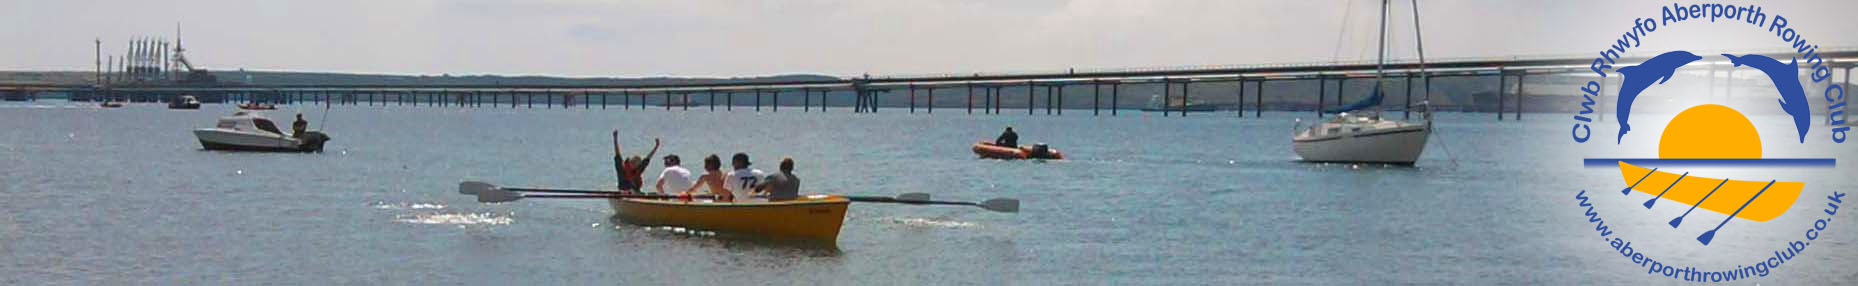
459;181;495;195
476;188;523;203
897;193;931;202
979;198;1019;213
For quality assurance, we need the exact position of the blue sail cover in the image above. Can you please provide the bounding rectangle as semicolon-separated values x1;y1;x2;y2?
1323;82;1385;114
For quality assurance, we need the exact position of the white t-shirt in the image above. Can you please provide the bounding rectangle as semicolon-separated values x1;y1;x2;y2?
655;165;694;193
724;168;766;197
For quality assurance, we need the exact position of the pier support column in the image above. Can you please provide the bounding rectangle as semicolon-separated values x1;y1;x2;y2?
1111;83;1121;116
1179;81;1189;117
966;84;974;114
984;87;994;114
1236;80;1246;118
1093;81;1101;116
1516;73;1527;121
709;90;716;111
683;93;690;111
927;88;935;114
1497;72;1507;121
993;87;1001;114
726;92;734;111
773;91;780;112
1317;77;1325;118
1255;80;1264;118
1163;79;1172;117
804;89;812;112
908;85;916;113
755;89;762;112
1027;82;1035;115
1044;86;1052;115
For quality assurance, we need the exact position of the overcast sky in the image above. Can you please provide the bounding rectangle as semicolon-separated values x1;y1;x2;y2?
5;0;1854;78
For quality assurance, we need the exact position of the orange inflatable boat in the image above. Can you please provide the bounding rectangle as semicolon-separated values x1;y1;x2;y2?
972;141;1064;160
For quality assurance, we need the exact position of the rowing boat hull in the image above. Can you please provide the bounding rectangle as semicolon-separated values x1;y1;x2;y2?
1618;162;1803;221
609;195;850;242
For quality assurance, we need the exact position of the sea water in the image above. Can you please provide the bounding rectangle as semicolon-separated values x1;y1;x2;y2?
2;101;1855;284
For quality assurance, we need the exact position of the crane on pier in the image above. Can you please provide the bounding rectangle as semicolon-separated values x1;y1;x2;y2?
170;23;217;84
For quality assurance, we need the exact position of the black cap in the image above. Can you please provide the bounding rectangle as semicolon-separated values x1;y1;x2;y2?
732;153;751;166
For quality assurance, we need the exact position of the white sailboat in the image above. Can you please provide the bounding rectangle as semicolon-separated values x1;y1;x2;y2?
1292;0;1434;165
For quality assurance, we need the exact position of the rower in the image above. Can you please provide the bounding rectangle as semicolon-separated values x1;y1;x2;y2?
995;126;1019;147
723;153;766;199
684;154;734;201
755;157;801;201
292;113;309;138
654;154;693;194
612;131;660;193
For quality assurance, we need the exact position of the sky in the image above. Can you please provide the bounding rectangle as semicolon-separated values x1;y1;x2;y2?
4;0;1855;78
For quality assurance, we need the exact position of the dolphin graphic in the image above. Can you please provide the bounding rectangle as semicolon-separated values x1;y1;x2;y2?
1614;51;1703;143
1723;54;1813;143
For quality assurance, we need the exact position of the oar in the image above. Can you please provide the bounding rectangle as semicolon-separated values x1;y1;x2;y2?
1698;180;1776;246
458;181;1009;212
1622;167;1659;195
844;195;1019;213
1643;172;1688;208
1670;178;1730;228
464;181;933;201
459;181;623;195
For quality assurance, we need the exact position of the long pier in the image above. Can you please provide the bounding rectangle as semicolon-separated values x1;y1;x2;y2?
7;49;1857;121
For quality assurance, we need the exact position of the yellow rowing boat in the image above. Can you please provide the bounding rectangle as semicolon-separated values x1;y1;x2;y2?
1618;162;1803;221
608;195;850;242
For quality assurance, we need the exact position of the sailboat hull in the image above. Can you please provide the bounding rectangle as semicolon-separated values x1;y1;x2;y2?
1292;125;1430;164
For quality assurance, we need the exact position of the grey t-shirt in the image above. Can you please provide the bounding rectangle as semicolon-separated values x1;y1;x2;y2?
762;172;801;201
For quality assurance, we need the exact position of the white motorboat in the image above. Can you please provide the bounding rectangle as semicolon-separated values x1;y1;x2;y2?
1292;112;1429;164
193;112;330;152
1290;0;1435;165
168;95;201;109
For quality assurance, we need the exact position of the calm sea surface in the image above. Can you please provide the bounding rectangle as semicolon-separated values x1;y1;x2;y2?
3;101;1856;285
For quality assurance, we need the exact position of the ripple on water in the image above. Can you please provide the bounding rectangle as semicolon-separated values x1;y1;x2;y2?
369;201;447;210
883;217;978;229
392;212;512;225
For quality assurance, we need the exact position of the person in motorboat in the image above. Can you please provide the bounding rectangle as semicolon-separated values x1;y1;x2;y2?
754;157;802;201
654;154;694;195
611;131;660;193
723;153;767;200
683;154;734;201
995;126;1019;147
292;113;309;138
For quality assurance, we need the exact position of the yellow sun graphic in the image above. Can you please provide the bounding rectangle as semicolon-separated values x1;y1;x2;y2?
1659;104;1762;159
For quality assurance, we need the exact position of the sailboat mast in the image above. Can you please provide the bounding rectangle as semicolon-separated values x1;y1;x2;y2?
1410;0;1431;120
1375;0;1388;89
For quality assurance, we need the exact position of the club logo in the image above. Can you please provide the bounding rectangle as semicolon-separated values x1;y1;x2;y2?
1564;3;1847;283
